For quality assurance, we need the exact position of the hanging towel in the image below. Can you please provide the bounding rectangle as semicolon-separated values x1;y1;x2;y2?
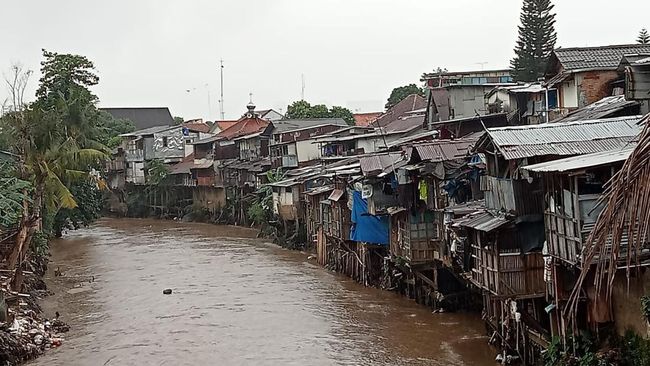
418;180;428;201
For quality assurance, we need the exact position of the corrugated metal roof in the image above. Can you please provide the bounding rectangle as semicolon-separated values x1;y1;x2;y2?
305;186;334;196
486;115;643;160
453;210;511;232
190;160;215;170
553;44;650;71
410;138;477;162
522;146;635;173
555;95;640;123
272;118;347;133
359;153;405;176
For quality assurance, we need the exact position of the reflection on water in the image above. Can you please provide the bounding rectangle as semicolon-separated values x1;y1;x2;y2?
29;218;495;366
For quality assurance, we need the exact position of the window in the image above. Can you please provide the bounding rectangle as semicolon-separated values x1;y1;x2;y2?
162;136;168;147
285;186;292;193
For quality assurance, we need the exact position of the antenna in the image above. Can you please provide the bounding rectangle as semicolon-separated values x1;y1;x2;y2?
219;59;225;120
301;74;305;101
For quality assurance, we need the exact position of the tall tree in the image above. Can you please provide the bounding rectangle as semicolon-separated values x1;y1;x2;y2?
510;0;557;82
638;28;650;44
385;84;424;110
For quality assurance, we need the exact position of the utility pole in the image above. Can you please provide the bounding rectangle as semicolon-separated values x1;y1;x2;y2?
219;59;225;120
301;74;305;101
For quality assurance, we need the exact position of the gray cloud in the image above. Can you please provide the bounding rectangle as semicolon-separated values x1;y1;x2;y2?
1;0;648;120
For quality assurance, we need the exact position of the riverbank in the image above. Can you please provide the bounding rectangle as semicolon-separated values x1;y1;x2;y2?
0;257;69;365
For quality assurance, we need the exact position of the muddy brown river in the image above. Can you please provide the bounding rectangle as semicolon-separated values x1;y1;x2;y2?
28;218;496;365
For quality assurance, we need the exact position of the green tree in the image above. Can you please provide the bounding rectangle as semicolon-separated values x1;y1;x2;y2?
96;111;135;149
510;0;557;82
286;100;312;119
1;53;107;232
286;101;355;125
173;116;184;125
146;159;169;186
52;179;103;237
385;84;424;110
0;162;31;229
638;28;650;44
329;106;355;126
309;104;330;118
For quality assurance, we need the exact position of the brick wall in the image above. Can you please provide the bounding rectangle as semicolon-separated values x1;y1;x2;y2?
577;70;619;108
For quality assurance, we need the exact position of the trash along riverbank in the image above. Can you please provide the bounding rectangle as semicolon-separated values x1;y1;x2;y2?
0;257;69;365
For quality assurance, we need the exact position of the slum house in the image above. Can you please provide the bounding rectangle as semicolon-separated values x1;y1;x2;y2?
315;114;426;162
120;123;211;185
458;115;645;363
384;138;479;309
555;118;650;343
269;118;347;169
313;156;395;285
521;144;649;341
485;83;554;125
213;104;273;224
422;69;515;122
340;152;408;287
545;44;650;116
264;164;337;250
110;123;211;216
167;133;240;215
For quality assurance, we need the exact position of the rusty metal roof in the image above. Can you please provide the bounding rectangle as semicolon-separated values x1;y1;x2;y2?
485;115;643;160
359;152;405;176
409;138;477;162
555;95;640;123
453;210;511;232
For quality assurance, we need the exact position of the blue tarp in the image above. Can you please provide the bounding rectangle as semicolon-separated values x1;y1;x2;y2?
349;191;389;245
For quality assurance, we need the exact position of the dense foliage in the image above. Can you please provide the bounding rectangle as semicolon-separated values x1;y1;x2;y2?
286;100;355;126
52;180;104;237
385;84;425;110
0;163;31;229
510;0;557;82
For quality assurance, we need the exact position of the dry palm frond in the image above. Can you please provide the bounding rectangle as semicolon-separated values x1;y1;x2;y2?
565;114;650;324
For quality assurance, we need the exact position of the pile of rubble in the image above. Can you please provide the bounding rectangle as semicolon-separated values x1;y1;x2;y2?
0;306;68;365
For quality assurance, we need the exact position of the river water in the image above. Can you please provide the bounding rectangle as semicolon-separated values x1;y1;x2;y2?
29;218;495;366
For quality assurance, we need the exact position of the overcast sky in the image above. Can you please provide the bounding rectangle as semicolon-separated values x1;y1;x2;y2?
1;0;649;120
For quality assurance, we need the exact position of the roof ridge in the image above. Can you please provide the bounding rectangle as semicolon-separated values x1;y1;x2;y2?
555;44;650;52
488;115;642;132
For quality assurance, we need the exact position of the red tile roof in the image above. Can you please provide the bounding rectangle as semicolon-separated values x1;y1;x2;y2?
373;94;427;127
217;116;269;140
353;112;382;127
182;122;211;133
215;120;238;131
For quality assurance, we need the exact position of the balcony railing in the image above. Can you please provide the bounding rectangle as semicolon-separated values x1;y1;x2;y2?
126;149;144;162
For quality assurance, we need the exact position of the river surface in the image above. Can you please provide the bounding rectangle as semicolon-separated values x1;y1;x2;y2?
29;218;495;366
